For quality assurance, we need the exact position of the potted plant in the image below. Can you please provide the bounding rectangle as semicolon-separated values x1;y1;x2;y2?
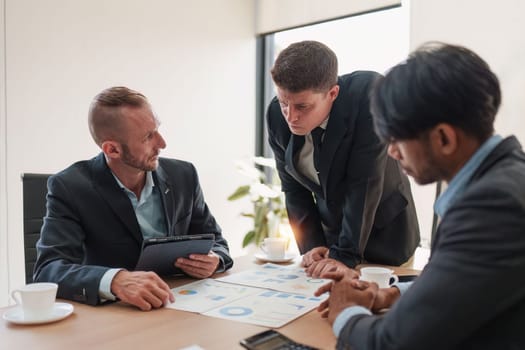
228;157;289;248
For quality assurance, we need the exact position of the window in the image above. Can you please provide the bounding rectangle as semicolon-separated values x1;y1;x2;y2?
256;5;433;266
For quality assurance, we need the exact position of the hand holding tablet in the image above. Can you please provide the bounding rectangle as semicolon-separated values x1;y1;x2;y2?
135;234;215;276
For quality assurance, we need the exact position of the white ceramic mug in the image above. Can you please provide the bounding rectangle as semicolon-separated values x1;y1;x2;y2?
359;267;399;288
261;237;286;259
11;282;58;320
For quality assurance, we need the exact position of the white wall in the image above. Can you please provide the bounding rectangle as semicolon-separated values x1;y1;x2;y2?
0;0;9;309
0;0;255;306
410;0;525;145
404;0;525;248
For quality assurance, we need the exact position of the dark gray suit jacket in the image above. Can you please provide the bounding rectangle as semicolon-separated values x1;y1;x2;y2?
337;136;525;350
34;153;233;305
267;72;420;267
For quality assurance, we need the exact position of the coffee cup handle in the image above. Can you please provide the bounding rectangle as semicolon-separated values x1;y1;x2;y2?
10;290;22;305
389;275;399;286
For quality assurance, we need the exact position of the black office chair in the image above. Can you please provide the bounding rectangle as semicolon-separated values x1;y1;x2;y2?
21;173;51;283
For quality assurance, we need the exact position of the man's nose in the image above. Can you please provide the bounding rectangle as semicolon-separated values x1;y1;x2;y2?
286;107;298;122
157;132;167;149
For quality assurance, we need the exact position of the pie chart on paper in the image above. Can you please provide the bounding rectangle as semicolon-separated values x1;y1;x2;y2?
178;289;198;295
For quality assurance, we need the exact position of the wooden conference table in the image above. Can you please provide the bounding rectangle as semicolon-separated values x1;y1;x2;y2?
0;256;420;350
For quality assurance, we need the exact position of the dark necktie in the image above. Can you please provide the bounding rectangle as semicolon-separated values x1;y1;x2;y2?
311;127;324;172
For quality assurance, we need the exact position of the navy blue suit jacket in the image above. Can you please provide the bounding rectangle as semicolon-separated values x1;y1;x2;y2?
337;137;525;349
267;72;420;267
34;153;232;305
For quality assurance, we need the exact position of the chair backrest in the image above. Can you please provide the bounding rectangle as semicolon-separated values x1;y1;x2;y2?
21;173;51;283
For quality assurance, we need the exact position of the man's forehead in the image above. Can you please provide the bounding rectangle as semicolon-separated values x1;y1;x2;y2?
276;88;321;103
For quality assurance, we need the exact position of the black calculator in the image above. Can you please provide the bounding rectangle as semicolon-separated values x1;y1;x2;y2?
240;329;319;350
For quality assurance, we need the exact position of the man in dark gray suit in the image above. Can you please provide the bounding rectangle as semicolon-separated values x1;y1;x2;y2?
266;41;420;275
317;43;525;349
34;87;233;310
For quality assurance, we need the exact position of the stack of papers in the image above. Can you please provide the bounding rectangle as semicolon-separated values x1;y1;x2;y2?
166;263;329;328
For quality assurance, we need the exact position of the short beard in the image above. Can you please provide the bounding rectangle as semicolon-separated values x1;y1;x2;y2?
121;143;157;171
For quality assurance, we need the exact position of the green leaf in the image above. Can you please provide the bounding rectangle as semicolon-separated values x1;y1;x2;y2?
242;230;256;248
255;223;268;246
227;185;251;201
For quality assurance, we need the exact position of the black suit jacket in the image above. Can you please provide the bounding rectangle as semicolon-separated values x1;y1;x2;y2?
267;72;420;267
34;153;233;305
338;136;525;350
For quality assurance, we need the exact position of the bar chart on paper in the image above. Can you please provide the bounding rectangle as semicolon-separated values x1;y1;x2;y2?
167;263;329;328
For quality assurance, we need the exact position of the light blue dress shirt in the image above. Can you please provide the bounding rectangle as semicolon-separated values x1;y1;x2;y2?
99;171;167;301
333;134;503;336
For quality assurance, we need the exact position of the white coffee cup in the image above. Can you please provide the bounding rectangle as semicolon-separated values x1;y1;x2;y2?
261;237;286;259
359;267;399;288
11;282;58;320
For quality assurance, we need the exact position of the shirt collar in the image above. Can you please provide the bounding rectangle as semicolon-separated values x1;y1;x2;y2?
434;134;503;218
319;116;329;130
112;171;155;199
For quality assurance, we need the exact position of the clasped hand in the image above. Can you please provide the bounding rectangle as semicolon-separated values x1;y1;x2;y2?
314;269;401;325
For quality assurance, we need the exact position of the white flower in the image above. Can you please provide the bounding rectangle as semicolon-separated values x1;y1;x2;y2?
250;182;280;199
253;156;277;169
234;160;263;181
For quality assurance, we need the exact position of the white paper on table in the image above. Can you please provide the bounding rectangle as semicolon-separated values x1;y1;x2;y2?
178;345;206;350
216;263;329;296
166;279;262;313
202;288;327;328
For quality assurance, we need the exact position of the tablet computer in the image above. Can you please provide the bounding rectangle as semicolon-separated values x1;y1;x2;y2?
135;233;215;276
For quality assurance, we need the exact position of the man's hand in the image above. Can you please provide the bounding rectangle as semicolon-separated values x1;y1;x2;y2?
316;277;378;325
301;246;329;267
370;287;401;312
175;251;220;278
306;258;358;278
111;270;175;311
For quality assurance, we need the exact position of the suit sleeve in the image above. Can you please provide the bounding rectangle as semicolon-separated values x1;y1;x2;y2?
329;76;388;267
186;164;233;271
33;175;108;305
266;99;326;253
336;184;525;349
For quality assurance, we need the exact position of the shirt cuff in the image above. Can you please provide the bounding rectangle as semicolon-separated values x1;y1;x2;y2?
99;268;123;301
333;306;372;336
393;281;413;296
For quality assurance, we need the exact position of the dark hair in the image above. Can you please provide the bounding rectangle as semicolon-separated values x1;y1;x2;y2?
371;42;500;142
271;40;338;92
88;86;149;146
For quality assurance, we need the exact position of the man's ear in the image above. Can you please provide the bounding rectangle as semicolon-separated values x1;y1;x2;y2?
432;123;458;156
101;140;121;159
328;85;339;102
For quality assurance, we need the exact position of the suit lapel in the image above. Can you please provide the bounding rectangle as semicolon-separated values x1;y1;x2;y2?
89;153;143;244
152;164;174;236
284;134;323;195
319;102;347;194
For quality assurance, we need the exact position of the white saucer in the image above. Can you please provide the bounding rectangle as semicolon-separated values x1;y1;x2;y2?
3;302;74;325
254;252;297;263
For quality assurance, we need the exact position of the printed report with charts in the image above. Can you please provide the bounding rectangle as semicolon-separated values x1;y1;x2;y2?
166;263;329;328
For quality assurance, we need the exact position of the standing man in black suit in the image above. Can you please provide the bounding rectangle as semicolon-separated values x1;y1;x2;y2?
34;87;233;310
266;40;420;275
317;43;525;349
